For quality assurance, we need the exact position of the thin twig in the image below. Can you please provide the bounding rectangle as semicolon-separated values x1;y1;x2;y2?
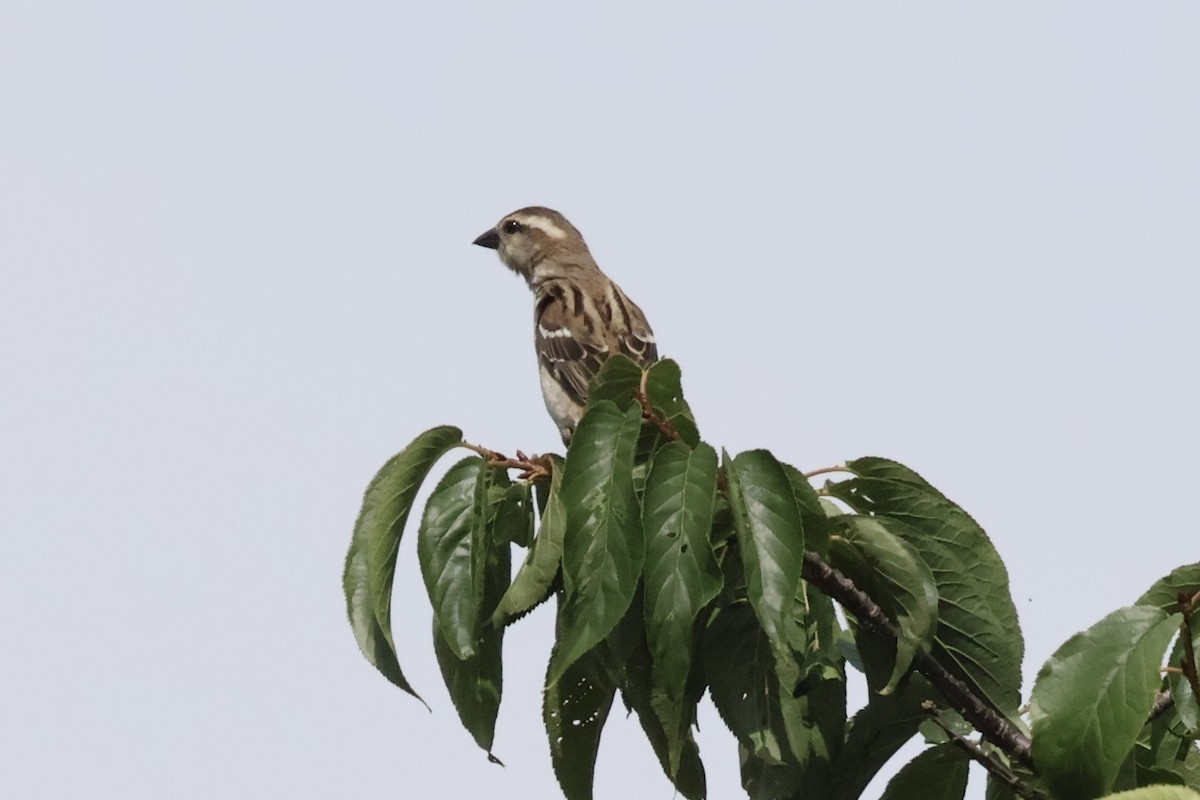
1179;591;1200;704
460;441;503;460
459;442;552;481
799;550;1035;766
1148;690;1175;723
923;701;1044;800
632;390;681;442
803;465;853;479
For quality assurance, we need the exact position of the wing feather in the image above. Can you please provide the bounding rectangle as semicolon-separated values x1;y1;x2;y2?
533;275;658;417
535;294;609;404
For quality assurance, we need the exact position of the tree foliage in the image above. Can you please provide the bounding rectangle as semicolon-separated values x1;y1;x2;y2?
344;356;1200;800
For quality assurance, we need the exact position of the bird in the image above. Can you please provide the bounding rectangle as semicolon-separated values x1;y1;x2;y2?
473;206;658;444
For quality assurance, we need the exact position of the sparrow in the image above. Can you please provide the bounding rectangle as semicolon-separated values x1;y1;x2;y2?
473;207;658;444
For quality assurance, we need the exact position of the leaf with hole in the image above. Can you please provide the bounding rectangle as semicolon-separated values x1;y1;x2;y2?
641;440;720;773
544;639;616;800
643;358;699;446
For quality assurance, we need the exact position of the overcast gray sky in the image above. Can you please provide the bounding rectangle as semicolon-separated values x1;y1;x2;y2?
3;3;1198;798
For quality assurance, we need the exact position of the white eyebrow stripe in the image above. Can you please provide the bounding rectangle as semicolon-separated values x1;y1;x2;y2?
516;215;567;240
539;325;573;339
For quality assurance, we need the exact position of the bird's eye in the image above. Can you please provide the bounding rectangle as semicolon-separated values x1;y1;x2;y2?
502;219;523;234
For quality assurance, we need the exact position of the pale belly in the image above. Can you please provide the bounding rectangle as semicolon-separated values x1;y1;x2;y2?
539;364;582;441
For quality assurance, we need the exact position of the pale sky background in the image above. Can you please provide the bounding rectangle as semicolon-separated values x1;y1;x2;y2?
2;3;1198;799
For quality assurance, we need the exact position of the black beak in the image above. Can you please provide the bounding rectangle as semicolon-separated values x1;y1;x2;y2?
473;228;500;249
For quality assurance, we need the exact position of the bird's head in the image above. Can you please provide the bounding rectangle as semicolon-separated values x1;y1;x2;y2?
473;207;589;281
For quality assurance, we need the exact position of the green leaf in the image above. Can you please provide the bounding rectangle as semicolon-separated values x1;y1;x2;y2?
641;441;720;773
587;353;643;410
702;602;795;775
820;496;847;519
827;515;938;693
606;595;707;799
1137;563;1200;613
549;401;644;684
543;640;616;800
852;621;905;695
423;462;512;756
986;773;1020;800
643;358;700;447
343;425;463;698
845;456;945;491
701;600;782;761
1168;634;1200;736
878;743;969;800
919;709;970;745
1135;710;1200;789
703;596;844;799
491;458;566;627
1138;564;1200;734
795;579;846;671
827;674;935;800
433;616;504;756
780;588;847;795
783;463;831;558
724;449;807;684
827;463;1023;717
738;741;800;800
1030;605;1181;800
1099;788;1200;800
417;457;485;660
490;480;534;548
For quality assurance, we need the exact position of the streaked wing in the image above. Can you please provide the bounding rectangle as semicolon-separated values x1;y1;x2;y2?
612;284;658;366
534;292;609;403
